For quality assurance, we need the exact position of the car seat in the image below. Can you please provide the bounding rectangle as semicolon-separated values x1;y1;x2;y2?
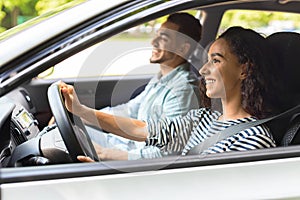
266;32;300;146
189;43;207;74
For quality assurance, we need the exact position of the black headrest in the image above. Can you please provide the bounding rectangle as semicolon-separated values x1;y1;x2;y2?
189;44;207;71
267;32;300;110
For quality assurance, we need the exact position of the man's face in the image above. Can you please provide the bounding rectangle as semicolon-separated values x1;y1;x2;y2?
150;21;181;65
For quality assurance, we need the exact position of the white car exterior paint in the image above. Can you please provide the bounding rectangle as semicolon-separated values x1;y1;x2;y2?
2;157;300;200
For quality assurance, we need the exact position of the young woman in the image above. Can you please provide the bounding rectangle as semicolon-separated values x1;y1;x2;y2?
59;26;277;161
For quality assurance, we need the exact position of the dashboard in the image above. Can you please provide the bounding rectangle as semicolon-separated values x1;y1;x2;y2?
0;87;70;167
11;104;40;146
0;88;40;166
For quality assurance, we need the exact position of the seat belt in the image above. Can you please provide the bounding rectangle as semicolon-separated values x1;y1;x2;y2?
281;114;300;146
187;104;300;155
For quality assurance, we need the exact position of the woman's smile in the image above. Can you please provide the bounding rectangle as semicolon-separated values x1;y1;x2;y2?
205;78;216;85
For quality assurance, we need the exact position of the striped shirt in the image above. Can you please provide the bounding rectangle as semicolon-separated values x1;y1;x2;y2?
146;108;276;156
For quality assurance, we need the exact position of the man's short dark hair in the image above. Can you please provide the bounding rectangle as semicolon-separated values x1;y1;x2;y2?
167;12;202;51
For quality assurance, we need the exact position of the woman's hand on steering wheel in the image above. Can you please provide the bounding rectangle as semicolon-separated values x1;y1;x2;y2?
59;81;83;116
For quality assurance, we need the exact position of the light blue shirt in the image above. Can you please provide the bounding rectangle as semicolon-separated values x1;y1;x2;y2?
103;63;200;120
102;63;201;160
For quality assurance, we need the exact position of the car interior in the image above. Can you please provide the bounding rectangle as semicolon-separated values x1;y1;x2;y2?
1;0;300;172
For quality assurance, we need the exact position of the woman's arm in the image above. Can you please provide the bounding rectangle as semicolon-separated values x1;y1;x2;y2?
59;81;148;142
59;81;200;153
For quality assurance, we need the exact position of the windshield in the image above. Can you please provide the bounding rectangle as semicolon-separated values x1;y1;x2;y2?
0;0;86;41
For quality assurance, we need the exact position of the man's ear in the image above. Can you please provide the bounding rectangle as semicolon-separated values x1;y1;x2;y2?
179;42;191;58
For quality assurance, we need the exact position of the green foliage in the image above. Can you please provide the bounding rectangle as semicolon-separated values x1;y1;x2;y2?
35;0;83;15
0;0;37;16
220;10;300;33
0;0;84;32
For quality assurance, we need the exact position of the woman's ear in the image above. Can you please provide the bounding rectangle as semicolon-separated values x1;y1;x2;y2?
240;63;248;80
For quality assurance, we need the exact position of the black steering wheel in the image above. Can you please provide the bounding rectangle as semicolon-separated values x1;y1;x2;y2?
47;82;99;162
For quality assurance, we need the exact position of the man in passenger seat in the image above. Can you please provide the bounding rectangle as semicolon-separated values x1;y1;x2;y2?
60;26;278;161
77;12;203;159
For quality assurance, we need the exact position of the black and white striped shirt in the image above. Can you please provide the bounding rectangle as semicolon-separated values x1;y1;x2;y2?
146;108;276;156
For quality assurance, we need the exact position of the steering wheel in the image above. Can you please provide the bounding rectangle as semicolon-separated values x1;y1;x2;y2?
47;82;99;162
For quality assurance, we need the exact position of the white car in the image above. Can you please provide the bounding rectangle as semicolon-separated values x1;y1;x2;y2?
1;0;300;199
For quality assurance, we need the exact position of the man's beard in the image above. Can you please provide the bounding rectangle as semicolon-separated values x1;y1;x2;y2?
150;56;164;64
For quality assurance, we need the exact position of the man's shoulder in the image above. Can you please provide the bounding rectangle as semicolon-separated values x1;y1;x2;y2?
171;67;199;83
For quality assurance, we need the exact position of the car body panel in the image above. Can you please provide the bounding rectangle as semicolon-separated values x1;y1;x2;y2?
2;156;300;199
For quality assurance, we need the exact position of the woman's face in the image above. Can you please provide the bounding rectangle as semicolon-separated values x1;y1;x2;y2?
199;38;245;100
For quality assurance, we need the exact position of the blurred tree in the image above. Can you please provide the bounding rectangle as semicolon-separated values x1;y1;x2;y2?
220;10;300;33
0;0;79;32
0;0;38;30
35;0;76;15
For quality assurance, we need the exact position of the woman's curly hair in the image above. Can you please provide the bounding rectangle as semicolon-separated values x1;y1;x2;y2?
200;26;278;119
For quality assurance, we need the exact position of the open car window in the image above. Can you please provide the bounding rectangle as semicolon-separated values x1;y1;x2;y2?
38;11;200;79
40;27;159;79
